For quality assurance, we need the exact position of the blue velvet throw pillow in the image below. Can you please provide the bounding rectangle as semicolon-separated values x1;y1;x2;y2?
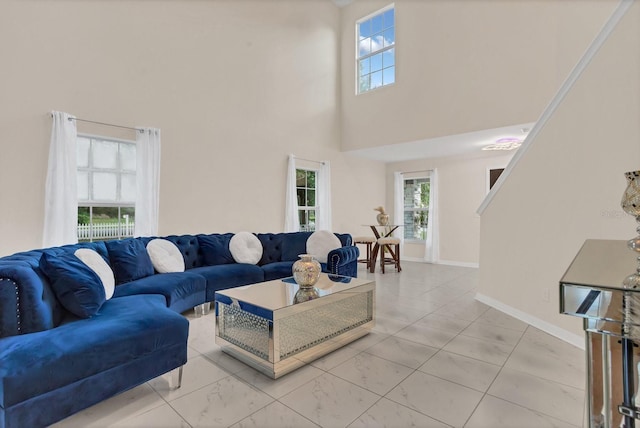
106;239;155;285
39;252;106;318
198;234;235;266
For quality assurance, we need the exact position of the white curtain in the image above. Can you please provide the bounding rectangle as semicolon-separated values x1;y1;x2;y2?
317;160;332;231
393;171;404;242
284;154;300;232
43;111;78;247
425;168;440;263
135;128;161;237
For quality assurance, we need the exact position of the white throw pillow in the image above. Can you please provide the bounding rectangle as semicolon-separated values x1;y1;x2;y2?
229;232;263;265
74;248;115;300
146;239;185;273
306;230;341;263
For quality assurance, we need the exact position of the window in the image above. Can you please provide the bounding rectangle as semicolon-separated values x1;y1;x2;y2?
296;168;317;232
285;155;331;233
357;4;395;94
403;177;429;240
77;135;136;242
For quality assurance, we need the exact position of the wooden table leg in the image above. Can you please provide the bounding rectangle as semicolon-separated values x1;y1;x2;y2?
369;243;380;273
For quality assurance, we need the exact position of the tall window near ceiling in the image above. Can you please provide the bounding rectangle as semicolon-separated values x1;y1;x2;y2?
77;135;136;242
357;4;395;94
403;176;430;241
296;168;317;232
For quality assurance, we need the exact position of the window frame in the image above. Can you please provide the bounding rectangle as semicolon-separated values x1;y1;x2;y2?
402;176;430;243
296;167;318;232
77;133;136;242
356;3;396;95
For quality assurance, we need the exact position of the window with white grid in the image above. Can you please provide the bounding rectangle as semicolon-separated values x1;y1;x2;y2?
357;4;395;94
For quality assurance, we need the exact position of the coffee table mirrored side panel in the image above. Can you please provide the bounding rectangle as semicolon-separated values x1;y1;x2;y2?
215;275;375;379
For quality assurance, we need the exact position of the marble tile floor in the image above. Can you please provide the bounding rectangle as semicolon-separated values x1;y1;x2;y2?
53;262;586;428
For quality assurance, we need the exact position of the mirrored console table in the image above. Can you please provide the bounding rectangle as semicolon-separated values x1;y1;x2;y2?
561;239;640;428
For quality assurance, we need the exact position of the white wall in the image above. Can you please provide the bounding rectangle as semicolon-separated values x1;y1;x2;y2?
340;0;617;152
0;0;385;256
479;2;640;339
386;152;514;265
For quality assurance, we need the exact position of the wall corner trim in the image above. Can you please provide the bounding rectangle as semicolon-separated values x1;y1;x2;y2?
476;0;634;216
475;292;585;349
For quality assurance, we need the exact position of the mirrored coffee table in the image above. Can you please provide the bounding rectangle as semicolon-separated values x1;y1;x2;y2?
215;273;375;378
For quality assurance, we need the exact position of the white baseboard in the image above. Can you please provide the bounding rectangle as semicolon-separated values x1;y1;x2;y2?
401;256;427;263
475;292;585;350
438;260;479;268
399;257;480;268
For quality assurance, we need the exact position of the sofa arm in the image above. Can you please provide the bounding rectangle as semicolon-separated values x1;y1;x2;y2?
326;246;359;278
0;262;61;338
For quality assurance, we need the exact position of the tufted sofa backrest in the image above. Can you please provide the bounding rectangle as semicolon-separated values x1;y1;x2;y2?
0;232;354;339
255;233;285;265
257;232;352;265
163;235;204;269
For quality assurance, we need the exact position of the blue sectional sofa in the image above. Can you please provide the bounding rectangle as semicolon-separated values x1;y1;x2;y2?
0;231;358;428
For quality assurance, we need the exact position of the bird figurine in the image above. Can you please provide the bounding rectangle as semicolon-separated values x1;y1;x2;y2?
374;206;389;226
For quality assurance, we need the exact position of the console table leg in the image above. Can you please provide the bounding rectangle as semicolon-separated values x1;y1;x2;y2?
603;335;611;428
621;338;636;428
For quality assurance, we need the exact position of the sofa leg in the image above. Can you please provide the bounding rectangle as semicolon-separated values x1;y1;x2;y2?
194;302;211;318
170;366;183;389
194;305;204;317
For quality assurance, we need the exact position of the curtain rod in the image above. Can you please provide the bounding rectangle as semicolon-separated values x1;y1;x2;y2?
69;117;142;133
49;113;142;133
401;169;431;175
294;156;325;165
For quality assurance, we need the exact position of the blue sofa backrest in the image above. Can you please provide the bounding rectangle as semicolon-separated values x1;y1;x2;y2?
0;232;354;339
257;232;351;265
163;235;204;269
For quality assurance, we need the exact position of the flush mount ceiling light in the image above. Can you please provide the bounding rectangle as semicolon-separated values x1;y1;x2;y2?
482;137;523;151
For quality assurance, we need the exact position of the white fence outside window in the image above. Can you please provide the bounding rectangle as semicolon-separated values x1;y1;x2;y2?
78;222;135;241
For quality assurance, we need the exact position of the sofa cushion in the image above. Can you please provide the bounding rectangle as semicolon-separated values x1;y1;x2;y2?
74;248;115;300
106;239;154;285
261;261;295;281
112;271;206;314
197;234;235;266
146;239;185;273
189;264;264;302
39;252;106;319
0;294;188;409
229;232;262;264
307;230;342;263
